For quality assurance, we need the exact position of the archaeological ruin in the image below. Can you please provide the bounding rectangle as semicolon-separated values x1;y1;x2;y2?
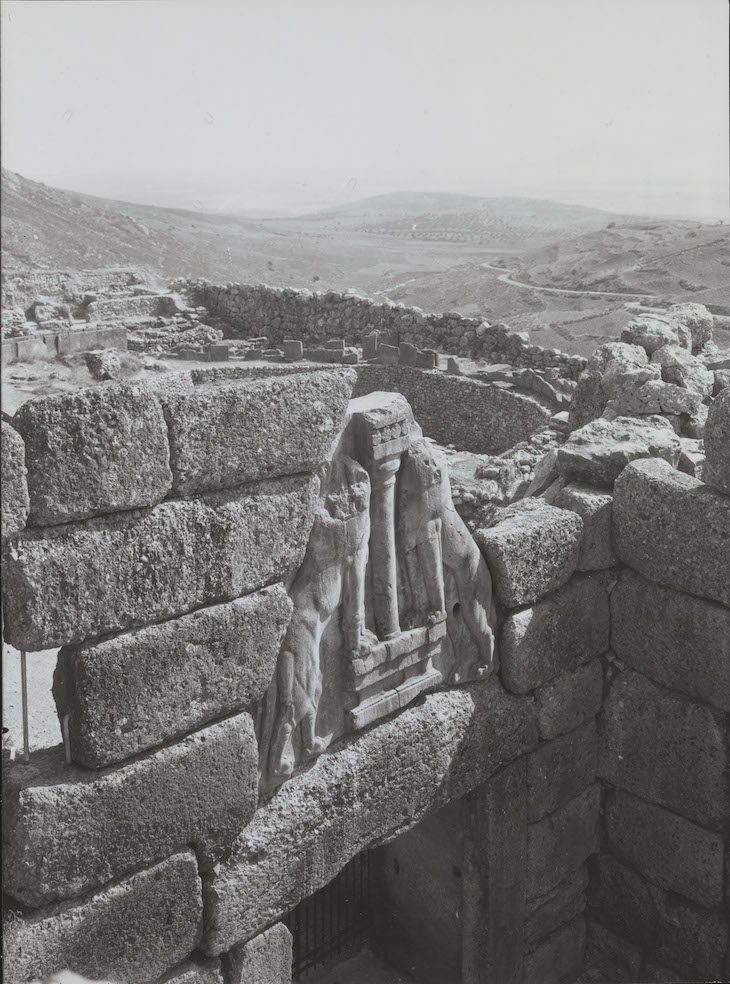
1;270;729;984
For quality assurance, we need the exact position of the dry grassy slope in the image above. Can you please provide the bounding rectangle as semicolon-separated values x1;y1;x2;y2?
1;171;619;288
310;191;627;248
517;221;730;304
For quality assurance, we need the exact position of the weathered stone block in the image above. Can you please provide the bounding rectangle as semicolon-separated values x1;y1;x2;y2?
54;585;291;767
650;343;714;395
475;499;583;607
223;923;292;984
535;659;603;740
282;339;303;361
585;919;644;983
1;420;29;540
3;852;201;984
588;853;729;980
667;301;714;352
527;721;597;821
613;458;730;606
557;415;680;487
3;713;258;906
640;962;690;983
158;958;224;984
462;757;527;984
621;314;691;354
599;670;729;830
704;387;730;494
2;474;318;651
13;384;172;526
500;574;609;694
586;852;658;945
202;679;537;954
523;916;585;984
527;785;600;899
162;370;353;495
611;570;730;712
526;866;587;945
652;895;729;982
553;483;616;569
604;789;724;908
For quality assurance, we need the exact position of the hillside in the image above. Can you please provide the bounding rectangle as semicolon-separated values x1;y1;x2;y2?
294;190;627;248
3;169;727;357
515;221;730;308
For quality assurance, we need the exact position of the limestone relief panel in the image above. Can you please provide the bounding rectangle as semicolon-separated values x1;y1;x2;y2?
258;392;497;789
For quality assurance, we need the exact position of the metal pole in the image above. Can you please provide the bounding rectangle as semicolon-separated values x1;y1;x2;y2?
20;649;30;764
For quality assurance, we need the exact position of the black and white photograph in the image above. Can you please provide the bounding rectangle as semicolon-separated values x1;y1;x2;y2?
1;1;728;982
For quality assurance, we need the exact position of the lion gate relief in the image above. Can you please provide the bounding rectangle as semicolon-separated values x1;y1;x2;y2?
258;392;498;786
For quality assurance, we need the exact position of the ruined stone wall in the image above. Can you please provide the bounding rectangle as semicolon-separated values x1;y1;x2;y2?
1;268;149;309
353;364;555;454
541;394;730;984
1;374;727;984
181;280;588;379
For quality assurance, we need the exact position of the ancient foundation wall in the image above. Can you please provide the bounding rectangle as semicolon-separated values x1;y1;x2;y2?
2;268;149;309
353;364;554;454
542;395;730;984
184;362;556;456
1;375;728;984
181;280;588;379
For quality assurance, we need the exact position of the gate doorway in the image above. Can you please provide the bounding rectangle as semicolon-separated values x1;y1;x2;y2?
284;800;467;984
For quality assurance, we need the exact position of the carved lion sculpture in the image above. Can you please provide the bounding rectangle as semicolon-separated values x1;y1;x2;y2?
268;455;372;778
397;439;496;679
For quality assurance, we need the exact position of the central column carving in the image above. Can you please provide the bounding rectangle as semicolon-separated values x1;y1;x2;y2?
367;456;402;640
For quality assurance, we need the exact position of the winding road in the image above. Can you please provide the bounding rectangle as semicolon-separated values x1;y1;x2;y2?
481;262;659;301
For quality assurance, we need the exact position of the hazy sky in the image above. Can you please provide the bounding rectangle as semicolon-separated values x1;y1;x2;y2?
2;0;728;218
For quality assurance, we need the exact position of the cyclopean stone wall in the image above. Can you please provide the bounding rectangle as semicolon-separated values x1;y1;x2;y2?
1;371;728;984
178;280;588;380
352;364;554;455
535;394;730;984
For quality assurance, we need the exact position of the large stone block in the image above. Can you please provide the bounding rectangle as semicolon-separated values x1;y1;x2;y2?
611;570;730;711
652;895;729;983
556;416;680;487
552;483;616;569
534;659;603;740
55;585;292;767
162;370;354;495
650;343;714;396
3;852;201;984
1;420;30;540
587;853;729;980
586;852;658;945
526;866;587;946
462;757;527;984
585;919;644;983
667;301;714;352
202;679;537;954
3;713;258;907
604;789;724;908
527;721;597;822
704;387;730;494
2;475;318;651
500;574;609;694
613;458;730;606
223;923;292;984
475;499;583;607
13;384;172;526
527;784;600;899
523;916;586;984
620;314;691;354
599;670;729;830
157;959;224;984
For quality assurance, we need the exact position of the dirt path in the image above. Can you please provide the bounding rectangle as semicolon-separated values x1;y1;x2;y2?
480;262;659;301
